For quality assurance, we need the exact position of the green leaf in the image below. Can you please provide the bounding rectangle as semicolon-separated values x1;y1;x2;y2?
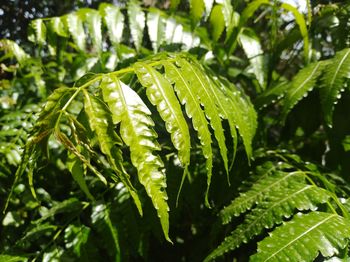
91;202;120;262
127;0;145;51
206;185;330;261
0;255;27;262
209;5;225;41
134;62;191;169
163;60;212;199
281;61;325;121
239;28;265;88
50;17;68;37
28;19;47;45
0;39;30;65
177;57;228;204
190;0;205;23
100;76;170;241
170;0;180;10
34;198;83;224
255;81;288;109
65;12;86;51
83;91;142;213
64;224;91;258
216;78;256;162
251;212;350;262
216;0;234;36
67;151;94;201
147;8;165;52
220;170;305;224
320;48;350;127
99;3;124;47
78;8;102;53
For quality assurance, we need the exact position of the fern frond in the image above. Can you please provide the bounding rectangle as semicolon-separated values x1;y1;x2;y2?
220;170;305;224
205;185;330;261
177;56;228;204
217;78;257;161
281;61;325;121
163;60;213;176
251;212;350;262
83;91;142;214
100;76;171;242
320;48;350;127
134;62;191;170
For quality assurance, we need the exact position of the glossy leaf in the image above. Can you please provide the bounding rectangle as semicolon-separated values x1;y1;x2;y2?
206;185;330;261
65;12;86;51
281;61;324;121
79;8;102;53
83;91;142;214
239;28;265;88
127;0;145;51
189;0;205;23
28;19;46;45
251;212;350;262
320;48;350;127
147;8;165;52
209;5;225;41
99;3;124;47
220;170;305;224
100;76;171;242
134;62;190;169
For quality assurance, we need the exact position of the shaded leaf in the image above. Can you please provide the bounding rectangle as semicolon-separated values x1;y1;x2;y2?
320;48;350;127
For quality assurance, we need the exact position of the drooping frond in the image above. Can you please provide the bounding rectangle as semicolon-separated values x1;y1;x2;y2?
251;212;350;262
100;75;171;242
83;91;142;213
134;62;191;170
16;53;256;242
176;56;228;204
320;48;350;127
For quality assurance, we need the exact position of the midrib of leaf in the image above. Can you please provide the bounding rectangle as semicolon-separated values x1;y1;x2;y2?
206;185;325;261
164;60;213;203
113;79;171;243
179;58;228;204
222;171;305;221
134;62;190;168
288;62;321;99
329;49;350;89
245;185;326;234
264;214;336;261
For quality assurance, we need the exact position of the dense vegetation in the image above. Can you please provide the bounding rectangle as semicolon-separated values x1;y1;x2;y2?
1;0;350;261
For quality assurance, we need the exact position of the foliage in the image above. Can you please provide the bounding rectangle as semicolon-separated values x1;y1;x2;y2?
1;0;350;261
